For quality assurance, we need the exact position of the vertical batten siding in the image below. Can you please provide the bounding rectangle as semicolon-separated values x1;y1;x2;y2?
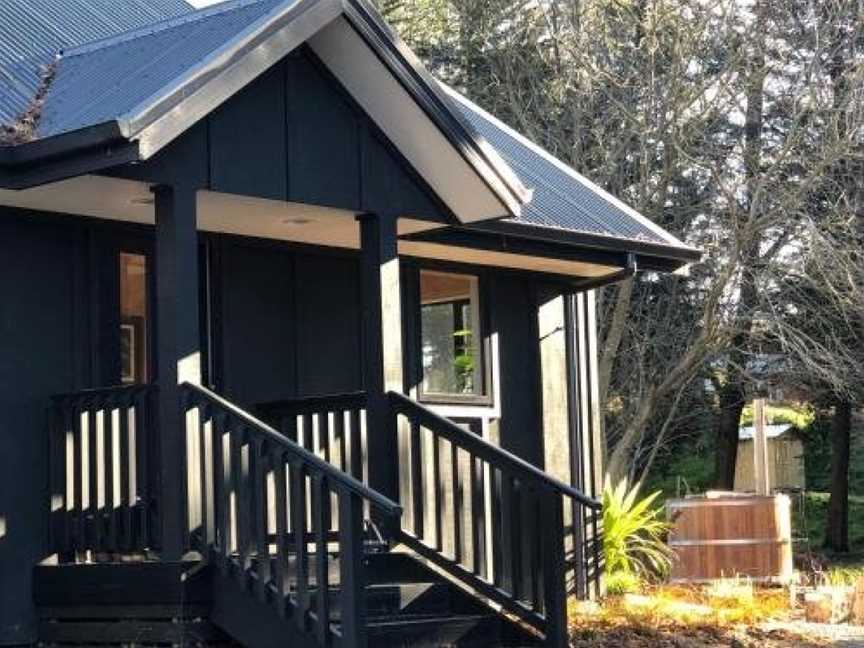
0;214;92;643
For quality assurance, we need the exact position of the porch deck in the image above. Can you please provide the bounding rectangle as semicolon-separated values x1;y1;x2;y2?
44;382;602;647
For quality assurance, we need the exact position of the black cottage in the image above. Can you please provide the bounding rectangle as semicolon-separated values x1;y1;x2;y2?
0;0;700;646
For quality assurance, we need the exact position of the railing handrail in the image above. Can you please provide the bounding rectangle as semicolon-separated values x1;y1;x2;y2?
182;382;401;518
51;382;156;403
389;391;601;510
255;390;367;414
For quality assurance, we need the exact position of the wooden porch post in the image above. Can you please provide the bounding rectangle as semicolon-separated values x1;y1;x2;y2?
153;184;201;560
358;213;403;505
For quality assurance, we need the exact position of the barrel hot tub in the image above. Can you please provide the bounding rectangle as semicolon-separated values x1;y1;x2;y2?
666;493;793;583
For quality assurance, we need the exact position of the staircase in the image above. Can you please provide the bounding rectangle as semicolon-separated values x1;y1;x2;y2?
43;383;601;647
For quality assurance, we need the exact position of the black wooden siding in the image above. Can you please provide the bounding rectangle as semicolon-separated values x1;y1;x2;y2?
112;46;450;222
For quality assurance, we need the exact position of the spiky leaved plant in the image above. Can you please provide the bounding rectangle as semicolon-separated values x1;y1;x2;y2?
603;478;674;580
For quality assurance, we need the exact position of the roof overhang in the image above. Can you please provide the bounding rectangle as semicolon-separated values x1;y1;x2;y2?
0;0;529;224
402;221;703;274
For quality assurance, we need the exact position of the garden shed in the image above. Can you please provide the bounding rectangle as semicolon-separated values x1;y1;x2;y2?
734;424;806;492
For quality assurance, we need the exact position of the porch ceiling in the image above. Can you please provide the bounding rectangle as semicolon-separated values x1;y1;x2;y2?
0;174;620;279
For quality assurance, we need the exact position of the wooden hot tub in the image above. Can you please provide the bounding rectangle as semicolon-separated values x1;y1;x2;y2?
666;493;793;583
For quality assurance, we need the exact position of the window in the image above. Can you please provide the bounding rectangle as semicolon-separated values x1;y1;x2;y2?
419;270;485;400
119;252;150;384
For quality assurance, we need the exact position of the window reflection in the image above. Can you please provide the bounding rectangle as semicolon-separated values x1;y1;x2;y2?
119;252;149;384
420;270;483;398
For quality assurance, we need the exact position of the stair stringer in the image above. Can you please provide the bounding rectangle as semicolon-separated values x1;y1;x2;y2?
210;566;317;648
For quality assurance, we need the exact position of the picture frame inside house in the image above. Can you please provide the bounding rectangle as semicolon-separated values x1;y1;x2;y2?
120;318;143;384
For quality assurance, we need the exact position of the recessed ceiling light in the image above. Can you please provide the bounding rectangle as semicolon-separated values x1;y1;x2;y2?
130;196;154;206
282;217;313;226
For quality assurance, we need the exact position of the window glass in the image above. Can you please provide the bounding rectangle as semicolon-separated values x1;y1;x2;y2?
119;252;149;384
420;270;483;398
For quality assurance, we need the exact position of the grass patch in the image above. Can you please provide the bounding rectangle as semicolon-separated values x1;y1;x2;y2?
792;491;864;561
569;582;791;630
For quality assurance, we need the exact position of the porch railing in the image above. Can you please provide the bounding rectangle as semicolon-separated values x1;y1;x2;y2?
49;384;159;555
256;392;367;482
181;383;400;647
388;391;602;648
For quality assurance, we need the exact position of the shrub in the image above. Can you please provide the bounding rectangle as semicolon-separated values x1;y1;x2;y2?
605;570;643;595
603;478;674;580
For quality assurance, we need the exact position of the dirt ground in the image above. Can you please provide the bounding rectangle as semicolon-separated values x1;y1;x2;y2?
569;621;862;647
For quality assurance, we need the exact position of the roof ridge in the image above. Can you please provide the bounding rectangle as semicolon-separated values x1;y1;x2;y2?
60;0;269;59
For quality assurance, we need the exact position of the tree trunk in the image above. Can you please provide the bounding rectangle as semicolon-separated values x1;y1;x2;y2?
825;399;852;553
714;381;746;490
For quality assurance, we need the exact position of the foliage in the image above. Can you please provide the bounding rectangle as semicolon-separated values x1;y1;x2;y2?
602;479;673;579
605;571;642;596
378;0;864;486
824;565;864;586
739;403;815;430
799;412;864;495
643;433;715;499
793;491;864;559
568;582;792;633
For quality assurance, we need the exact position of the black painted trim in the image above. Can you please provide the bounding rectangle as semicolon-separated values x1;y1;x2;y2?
403;222;701;272
339;0;529;217
467;220;703;266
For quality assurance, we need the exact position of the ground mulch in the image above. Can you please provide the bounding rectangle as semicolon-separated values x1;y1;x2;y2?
569;622;828;647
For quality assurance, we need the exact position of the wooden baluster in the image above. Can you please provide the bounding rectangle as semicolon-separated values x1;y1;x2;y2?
451;443;463;565
281;412;298;444
253;439;270;602
527;486;542;611
291;461;309;630
432;432;443;551
320;411;331;466
570;495;587;600
313;474;331;646
199;405;214;548
231;426;249;580
272;448;289;616
338;488;366;648
409;418;423;540
48;403;65;554
212;412;229;566
103;397;116;552
301;413;314;454
72;401;84;551
349;408;362;481
118;397;131;551
490;467;504;587
87;402;100;550
470;454;486;578
541;493;567;648
591;507;602;599
336;410;347;473
60;402;75;554
507;476;523;599
135;390;151;550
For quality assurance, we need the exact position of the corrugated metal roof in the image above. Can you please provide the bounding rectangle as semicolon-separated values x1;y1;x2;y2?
0;0;698;257
0;0;192;123
38;0;283;139
446;88;686;248
739;425;794;441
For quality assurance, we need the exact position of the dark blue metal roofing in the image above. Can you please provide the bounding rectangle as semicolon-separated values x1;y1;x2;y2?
0;0;192;123
39;0;283;139
448;89;685;248
0;0;696;256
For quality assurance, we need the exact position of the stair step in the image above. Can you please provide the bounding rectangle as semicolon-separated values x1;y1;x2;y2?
367;613;502;647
